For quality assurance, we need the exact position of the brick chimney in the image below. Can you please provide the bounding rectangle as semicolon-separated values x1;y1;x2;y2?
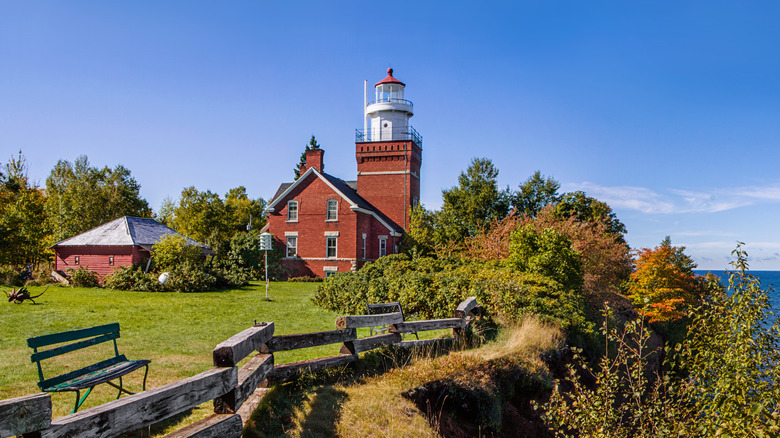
301;149;324;173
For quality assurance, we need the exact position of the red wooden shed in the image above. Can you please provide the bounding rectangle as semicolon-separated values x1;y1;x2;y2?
52;216;211;280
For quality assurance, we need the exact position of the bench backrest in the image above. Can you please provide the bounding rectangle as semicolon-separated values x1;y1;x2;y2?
27;323;122;386
366;302;406;320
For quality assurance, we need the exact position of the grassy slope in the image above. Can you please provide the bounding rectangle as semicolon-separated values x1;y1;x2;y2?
245;317;562;438
0;281;340;420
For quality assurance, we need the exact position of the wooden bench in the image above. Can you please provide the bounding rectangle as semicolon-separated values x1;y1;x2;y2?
27;323;150;413
366;302;419;340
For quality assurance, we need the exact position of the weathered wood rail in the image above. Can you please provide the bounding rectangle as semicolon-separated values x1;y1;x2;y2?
1;297;480;438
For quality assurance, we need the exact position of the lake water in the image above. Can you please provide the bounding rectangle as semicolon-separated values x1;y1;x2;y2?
694;270;780;313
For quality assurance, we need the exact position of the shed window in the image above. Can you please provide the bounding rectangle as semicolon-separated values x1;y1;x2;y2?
287;200;298;222
326;199;338;221
109;256;114;266
74;256;80;265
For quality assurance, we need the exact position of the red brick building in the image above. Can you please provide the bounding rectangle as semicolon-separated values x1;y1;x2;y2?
264;68;422;277
53;216;211;280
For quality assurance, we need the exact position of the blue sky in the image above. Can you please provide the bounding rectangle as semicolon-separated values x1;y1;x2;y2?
3;1;780;270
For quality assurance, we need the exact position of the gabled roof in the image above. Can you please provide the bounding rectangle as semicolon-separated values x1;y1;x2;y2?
265;167;403;236
53;216;210;251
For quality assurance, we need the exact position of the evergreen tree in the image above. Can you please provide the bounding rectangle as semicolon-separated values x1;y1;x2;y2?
436;158;510;245
293;135;321;180
512;170;561;217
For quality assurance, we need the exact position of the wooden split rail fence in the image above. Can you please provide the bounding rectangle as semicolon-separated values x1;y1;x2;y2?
0;297;480;438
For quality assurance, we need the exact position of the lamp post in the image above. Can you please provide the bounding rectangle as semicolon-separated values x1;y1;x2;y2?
259;232;273;301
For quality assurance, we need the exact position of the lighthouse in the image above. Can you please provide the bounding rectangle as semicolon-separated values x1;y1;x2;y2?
356;68;422;230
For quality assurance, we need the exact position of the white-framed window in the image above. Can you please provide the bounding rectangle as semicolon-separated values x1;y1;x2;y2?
362;233;367;259
326;199;338;221
109;256;114;266
326;236;337;258
324;266;338;277
378;236;387;257
286;235;298;257
287;200;298;222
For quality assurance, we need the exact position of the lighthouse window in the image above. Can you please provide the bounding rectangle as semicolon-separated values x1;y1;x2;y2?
287;200;298;222
326;199;338;221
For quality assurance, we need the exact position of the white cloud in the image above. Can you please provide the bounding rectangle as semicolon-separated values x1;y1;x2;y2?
566;182;780;215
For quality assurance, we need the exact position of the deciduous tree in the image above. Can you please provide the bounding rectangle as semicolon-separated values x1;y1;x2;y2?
627;237;704;322
553;191;627;240
169;186;230;248
467;206;632;296
224;186;266;233
0;151;50;266
45;155;151;241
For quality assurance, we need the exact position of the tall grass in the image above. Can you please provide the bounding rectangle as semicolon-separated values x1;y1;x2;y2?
245;316;563;437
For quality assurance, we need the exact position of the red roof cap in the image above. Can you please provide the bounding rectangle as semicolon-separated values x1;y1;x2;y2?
375;68;405;87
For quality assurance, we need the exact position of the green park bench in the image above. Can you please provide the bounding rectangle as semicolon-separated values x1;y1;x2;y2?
27;323;150;413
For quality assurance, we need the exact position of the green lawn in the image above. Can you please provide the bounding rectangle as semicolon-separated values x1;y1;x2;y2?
0;281;342;419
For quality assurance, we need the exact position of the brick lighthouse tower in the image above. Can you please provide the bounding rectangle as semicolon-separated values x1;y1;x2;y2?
355;68;422;230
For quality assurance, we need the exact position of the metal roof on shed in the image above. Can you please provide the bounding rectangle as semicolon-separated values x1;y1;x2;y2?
53;216;209;249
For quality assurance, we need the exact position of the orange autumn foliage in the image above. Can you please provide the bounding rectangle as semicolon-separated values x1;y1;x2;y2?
627;242;705;322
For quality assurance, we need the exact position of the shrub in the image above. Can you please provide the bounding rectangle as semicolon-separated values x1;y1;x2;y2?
541;309;692;437
507;225;583;293
288;276;324;282
30;264;57;285
211;265;250;289
67;266;100;288
222;231;262;278
165;261;217;292
0;265;25;286
152;234;204;272
313;254;592;334
103;266;161;291
541;245;780;436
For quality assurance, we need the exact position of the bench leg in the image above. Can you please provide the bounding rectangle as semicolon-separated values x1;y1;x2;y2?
117;376;124;399
72;387;93;414
105;364;149;398
106;380;136;396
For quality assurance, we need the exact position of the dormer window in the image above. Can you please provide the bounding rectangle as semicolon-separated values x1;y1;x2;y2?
326;199;338;221
287;200;298;222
